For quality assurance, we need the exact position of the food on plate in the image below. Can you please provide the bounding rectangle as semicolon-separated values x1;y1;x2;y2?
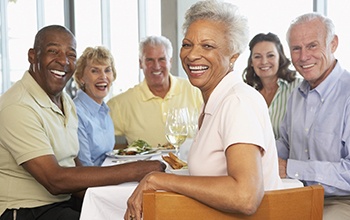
117;139;153;155
162;152;187;169
157;142;175;150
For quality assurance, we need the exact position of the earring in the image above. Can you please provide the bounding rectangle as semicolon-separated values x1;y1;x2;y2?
81;82;86;90
229;63;233;70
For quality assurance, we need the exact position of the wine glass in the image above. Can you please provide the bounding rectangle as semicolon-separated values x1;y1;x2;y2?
165;107;189;156
187;108;199;138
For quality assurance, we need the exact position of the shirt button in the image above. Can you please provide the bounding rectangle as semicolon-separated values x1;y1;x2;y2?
295;172;299;177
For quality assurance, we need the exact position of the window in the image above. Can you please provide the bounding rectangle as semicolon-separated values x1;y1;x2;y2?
328;0;350;70
3;0;64;92
109;0;161;95
7;0;37;85
1;0;161;96
74;0;102;54
1;0;347;96
224;0;313;73
74;0;161;96
109;0;139;95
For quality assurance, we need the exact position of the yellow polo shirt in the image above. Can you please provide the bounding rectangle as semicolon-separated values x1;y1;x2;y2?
107;74;203;147
0;71;79;215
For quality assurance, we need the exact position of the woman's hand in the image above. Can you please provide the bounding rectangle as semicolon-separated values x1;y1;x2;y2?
124;172;164;220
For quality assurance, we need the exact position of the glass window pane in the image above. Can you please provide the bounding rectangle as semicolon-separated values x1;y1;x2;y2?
0;18;3;92
110;0;161;96
225;0;313;73
74;0;102;55
328;0;350;71
110;0;139;95
7;0;37;84
144;0;161;36
43;0;65;26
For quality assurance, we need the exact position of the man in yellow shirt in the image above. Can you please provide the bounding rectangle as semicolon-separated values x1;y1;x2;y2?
108;36;203;147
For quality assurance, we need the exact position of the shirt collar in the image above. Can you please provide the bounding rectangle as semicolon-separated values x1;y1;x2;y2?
22;71;72;115
76;89;109;115
206;71;240;115
298;61;342;100
277;78;289;87
139;73;179;101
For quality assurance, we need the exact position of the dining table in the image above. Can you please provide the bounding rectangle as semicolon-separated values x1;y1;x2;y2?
79;140;304;220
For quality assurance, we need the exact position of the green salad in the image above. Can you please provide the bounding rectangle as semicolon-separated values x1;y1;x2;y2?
118;139;153;155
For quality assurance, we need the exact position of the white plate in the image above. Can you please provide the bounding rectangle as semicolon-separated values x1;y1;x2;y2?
158;148;176;153
167;168;189;175
105;150;161;160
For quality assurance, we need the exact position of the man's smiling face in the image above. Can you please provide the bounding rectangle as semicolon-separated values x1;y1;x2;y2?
29;29;77;97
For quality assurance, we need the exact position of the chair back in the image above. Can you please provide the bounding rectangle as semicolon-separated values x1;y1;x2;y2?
143;185;324;220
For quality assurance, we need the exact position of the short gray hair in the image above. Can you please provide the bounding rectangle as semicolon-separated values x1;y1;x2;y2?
286;13;335;46
139;36;173;60
182;0;249;55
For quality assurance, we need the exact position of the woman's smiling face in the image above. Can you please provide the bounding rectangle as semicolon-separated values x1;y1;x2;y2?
251;41;280;81
81;60;114;104
180;19;238;99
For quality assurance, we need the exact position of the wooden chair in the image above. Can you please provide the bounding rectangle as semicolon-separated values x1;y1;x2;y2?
143;185;324;220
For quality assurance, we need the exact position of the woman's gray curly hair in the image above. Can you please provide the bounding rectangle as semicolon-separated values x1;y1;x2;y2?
182;0;249;55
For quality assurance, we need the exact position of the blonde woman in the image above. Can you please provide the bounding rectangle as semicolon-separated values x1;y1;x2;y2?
73;46;116;166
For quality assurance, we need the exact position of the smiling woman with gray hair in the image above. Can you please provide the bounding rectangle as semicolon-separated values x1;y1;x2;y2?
124;1;283;219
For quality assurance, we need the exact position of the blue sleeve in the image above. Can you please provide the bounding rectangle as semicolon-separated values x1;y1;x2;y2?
285;97;350;196
287;158;350;196
76;113;94;166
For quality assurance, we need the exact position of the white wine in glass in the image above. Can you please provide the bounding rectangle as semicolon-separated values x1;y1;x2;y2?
165;108;189;156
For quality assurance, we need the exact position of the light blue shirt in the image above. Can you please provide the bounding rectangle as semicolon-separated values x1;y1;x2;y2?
73;90;115;166
277;61;350;196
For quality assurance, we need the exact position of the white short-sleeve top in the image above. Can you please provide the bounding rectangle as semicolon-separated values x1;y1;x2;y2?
188;72;283;191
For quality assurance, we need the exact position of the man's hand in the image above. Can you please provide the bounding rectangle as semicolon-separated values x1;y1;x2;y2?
278;158;287;178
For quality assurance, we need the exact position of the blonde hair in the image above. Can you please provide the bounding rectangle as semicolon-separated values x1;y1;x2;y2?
74;46;117;89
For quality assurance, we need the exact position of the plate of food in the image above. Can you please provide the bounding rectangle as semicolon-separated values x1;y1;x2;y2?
106;150;161;160
157;142;176;153
162;152;189;175
106;139;161;159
